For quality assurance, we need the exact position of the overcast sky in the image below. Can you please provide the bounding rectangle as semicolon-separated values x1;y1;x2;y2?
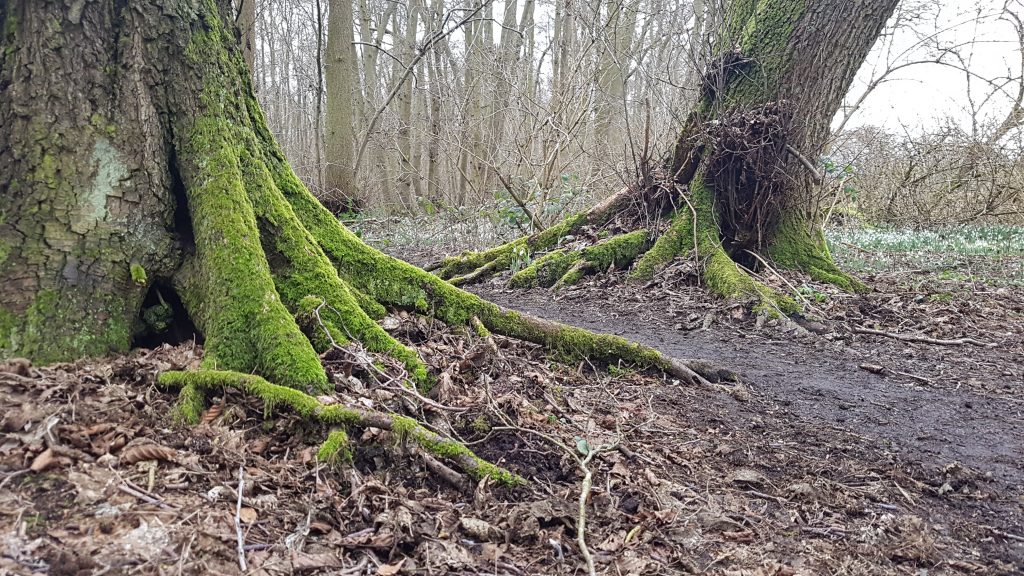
845;0;1021;136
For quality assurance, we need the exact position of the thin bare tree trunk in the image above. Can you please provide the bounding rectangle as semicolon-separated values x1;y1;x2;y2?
395;0;422;209
324;0;361;210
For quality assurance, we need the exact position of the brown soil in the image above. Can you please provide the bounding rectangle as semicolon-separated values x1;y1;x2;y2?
1;261;1021;575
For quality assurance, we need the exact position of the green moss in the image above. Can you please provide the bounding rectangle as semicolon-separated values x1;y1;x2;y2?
395;414;523;486
721;0;807;108
34;154;58;189
632;211;693;281
508;249;579;288
508;230;650;289
469;414;491;434
470;316;491;337
130;262;147;285
390;414;418;440
172;383;206;424
350;286;387;319
236;149;427;385
767;217;867;293
434;212;588;280
317;429;352;465
140;300;174;333
0;308;15;352
1;289;132;364
176;16;329;392
159;370;519;484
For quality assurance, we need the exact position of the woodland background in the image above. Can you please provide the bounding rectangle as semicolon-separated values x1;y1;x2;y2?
249;0;1023;234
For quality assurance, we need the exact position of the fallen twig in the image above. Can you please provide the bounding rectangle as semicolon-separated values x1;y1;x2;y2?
577;439;619;576
234;465;248;572
984;525;1024;543
117;484;175;510
857;363;933;384
159;370;523;485
853;327;995;347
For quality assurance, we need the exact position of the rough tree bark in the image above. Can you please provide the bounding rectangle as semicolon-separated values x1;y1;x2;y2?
433;0;899;308
0;0;727;482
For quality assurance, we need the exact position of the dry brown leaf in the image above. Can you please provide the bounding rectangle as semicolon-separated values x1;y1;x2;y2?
199;402;224;426
339;528;395;549
121;444;178;464
460;517;503;542
291;551;342;573
309;521;333;534
597;530;626;552
947;559;988;573
30;448;55;472
375;558;405;576
723;529;756;542
238;507;258;524
610;459;630;477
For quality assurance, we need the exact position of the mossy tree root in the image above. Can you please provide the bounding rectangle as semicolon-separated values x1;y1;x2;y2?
631;177;800;316
766;219;869;293
428;186;638;282
152;5;740;489
477;306;738;387
431;165;850;317
508;229;651;289
158;370;524;486
170;7;428;394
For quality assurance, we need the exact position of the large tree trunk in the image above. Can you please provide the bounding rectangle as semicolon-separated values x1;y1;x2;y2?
670;0;901;284
0;0;183;363
432;0;899;303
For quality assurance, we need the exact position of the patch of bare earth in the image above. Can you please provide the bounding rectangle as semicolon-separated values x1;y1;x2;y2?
1;261;1021;574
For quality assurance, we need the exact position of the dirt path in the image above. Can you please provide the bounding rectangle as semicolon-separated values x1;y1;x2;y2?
473;287;1024;489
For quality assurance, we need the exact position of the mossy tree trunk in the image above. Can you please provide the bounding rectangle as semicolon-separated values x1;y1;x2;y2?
0;0;185;363
0;0;729;481
663;0;900;290
433;0;899;304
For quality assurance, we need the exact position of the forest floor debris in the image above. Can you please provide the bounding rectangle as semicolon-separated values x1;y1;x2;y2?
1;248;1022;574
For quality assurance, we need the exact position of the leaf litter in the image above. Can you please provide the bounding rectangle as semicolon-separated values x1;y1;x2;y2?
0;271;1021;575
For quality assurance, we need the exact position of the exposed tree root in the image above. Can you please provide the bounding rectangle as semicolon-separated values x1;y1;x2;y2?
92;6;744;492
852;327;996;348
428;108;866;312
158;370;525;486
430;179;802;316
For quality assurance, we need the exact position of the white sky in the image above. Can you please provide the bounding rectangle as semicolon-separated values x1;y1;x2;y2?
844;0;1022;136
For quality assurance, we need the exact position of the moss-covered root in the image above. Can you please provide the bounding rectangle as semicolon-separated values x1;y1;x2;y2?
478;305;737;387
428;188;640;282
317;429;352;465
430;212;589;282
158;370;525;486
767;219;868;293
508;229;651;289
630;182;799;316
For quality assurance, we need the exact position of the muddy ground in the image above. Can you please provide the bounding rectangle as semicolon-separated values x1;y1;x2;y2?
0;252;1022;575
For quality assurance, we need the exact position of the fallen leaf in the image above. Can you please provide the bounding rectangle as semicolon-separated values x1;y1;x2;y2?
728;468;768;489
121;444;178;464
291;551;342;572
238;507;258;524
376;558;405;575
460;517;503;542
30;448;55;472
